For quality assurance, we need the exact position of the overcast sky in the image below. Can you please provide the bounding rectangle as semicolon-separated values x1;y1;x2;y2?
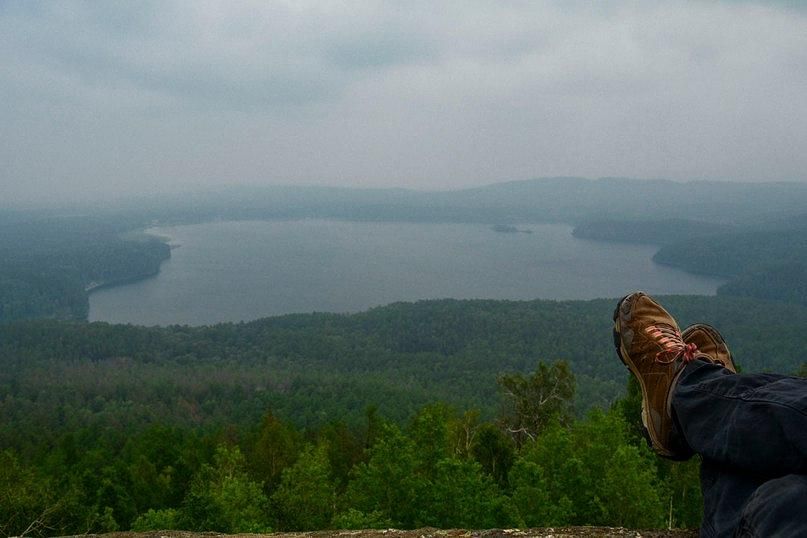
1;1;806;205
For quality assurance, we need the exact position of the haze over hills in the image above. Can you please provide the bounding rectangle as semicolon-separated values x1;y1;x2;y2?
80;177;807;227
3;177;807;323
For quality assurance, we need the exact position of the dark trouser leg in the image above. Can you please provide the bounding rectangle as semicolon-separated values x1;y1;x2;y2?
672;360;807;536
698;460;766;538
700;463;807;538
672;360;807;476
735;474;807;537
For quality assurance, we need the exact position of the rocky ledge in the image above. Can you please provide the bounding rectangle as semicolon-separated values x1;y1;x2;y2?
61;527;698;538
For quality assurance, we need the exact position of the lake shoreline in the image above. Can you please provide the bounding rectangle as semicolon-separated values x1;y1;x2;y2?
83;232;173;302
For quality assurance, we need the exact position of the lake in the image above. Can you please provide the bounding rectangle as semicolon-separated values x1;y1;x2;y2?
88;220;725;326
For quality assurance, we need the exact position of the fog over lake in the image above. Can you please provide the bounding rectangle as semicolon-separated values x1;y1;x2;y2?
88;220;725;326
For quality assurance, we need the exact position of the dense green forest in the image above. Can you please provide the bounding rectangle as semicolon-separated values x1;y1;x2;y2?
2;297;807;534
3;297;806;435
0;357;705;536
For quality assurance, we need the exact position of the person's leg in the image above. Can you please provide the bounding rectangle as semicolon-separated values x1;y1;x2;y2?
675;362;807;536
698;459;767;538
612;292;807;536
673;360;807;476
734;474;807;537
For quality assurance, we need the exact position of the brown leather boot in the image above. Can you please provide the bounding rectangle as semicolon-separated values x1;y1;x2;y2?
682;323;737;373
613;292;707;459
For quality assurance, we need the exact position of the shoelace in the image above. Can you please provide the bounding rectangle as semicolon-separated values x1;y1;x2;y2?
644;325;699;364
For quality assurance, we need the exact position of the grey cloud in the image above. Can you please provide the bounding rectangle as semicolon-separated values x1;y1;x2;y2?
0;0;806;205
324;30;437;71
721;0;807;10
0;1;443;109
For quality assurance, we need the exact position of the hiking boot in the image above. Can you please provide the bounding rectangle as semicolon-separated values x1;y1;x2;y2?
612;292;706;459
682;324;737;374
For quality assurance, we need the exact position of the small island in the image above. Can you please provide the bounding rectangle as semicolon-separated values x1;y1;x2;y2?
492;224;533;234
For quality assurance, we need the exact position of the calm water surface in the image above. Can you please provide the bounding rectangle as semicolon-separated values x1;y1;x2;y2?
89;220;725;326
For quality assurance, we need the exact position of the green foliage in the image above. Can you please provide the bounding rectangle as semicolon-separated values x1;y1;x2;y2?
409;403;455;474
93;464;137;530
96;507;120;532
249;412;302;493
344;424;425;528
657;458;703;529
511;410;666;528
182;445;271;533
346;415;516;530
272;444;336;530
471;423;515;488
420;458;516;529
509;457;574;526
498;361;575;446
318;421;365;490
0;450;58;537
331;509;393;530
611;376;645;445
612;378;703;528
131;508;180;531
0;386;707;534
121;425;200;514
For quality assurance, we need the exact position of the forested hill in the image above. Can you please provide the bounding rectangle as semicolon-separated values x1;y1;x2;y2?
574;217;807;307
3;296;805;435
0;216;169;321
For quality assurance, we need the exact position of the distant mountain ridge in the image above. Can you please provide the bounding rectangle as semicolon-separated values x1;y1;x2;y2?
44;176;807;228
